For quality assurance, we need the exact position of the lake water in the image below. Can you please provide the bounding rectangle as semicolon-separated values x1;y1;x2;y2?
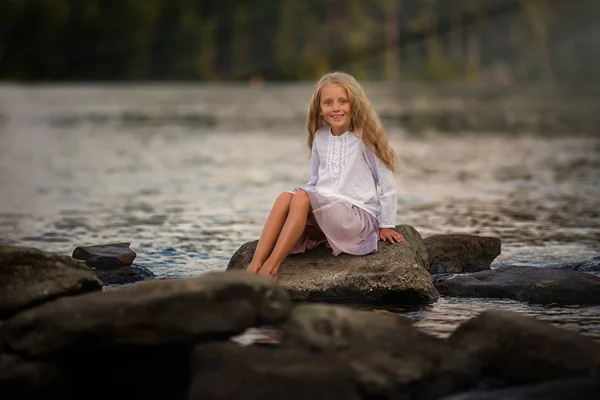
1;84;599;339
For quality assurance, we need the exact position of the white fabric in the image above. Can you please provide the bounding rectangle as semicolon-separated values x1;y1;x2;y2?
304;126;398;228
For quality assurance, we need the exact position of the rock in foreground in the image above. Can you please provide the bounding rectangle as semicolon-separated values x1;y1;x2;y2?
2;270;291;358
227;225;439;305
0;245;103;319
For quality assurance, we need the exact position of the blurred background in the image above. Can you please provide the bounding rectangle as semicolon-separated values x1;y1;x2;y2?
1;0;599;336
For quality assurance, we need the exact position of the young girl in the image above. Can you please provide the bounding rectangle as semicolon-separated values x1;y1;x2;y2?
247;72;405;278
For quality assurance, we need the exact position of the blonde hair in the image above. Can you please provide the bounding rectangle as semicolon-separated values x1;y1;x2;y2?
306;71;396;172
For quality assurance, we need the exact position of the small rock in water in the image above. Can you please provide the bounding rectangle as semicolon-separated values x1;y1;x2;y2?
72;242;136;270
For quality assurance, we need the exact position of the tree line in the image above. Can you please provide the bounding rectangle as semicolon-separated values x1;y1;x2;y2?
0;0;598;82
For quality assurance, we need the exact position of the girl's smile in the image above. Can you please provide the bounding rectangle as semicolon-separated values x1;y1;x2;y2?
320;83;351;135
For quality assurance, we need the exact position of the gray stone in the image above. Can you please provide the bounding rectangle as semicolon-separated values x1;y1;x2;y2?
95;264;155;285
448;309;600;384
227;225;439;305
282;303;480;399
72;242;136;270
424;234;501;274
0;245;103;319
188;342;361;400
548;256;600;272
2;270;291;358
435;265;600;305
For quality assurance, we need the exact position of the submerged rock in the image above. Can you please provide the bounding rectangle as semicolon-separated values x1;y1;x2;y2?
227;225;439;306
435;265;600;305
0;245;102;319
424;234;501;274
95;264;155;285
548;256;600;272
1;271;291;358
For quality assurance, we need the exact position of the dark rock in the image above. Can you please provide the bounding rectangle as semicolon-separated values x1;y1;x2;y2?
95;264;155;285
188;342;361;400
424;234;501;274
0;353;66;398
227;225;439;306
72;242;136;270
435;265;600;305
548;256;600;272
0;245;103;319
2;271;291;358
440;377;600;400
448;309;600;384
281;303;480;399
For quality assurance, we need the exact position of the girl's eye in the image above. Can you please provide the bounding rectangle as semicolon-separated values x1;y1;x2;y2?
340;100;346;103
324;101;332;105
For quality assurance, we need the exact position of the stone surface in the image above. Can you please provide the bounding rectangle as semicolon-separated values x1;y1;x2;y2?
548;256;600;272
424;234;501;274
436;265;600;305
282;303;480;399
0;353;66;398
448;309;600;384
72;242;136;270
2;270;291;358
0;245;103;319
188;342;361;400
228;225;439;305
95;264;155;285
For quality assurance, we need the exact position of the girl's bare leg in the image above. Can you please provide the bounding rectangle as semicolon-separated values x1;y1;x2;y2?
258;190;311;277
247;192;294;273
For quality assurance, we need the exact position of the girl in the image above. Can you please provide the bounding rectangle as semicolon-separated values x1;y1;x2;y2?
247;72;404;278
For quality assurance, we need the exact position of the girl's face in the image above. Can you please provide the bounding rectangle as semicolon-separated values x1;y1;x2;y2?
319;83;351;135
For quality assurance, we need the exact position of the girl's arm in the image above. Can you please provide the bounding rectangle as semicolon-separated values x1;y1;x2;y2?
364;146;404;243
305;145;319;191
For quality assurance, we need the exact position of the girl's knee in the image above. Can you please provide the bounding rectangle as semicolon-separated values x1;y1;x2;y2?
292;189;311;208
276;192;294;205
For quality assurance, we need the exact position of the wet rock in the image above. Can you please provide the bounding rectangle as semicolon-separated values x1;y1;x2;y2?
435;265;600;305
189;342;361;400
227;225;439;306
548;256;600;272
448;309;600;384
72;242;136;269
2;271;291;358
440;377;600;400
424;234;501;274
95;264;155;285
0;245;103;319
281;303;480;399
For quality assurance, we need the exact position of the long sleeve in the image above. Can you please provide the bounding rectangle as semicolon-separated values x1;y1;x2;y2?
364;146;398;228
305;144;320;191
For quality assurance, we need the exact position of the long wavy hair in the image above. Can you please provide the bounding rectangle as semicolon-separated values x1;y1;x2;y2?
306;71;396;171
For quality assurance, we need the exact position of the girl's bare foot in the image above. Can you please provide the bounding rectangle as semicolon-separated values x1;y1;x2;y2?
257;265;278;279
247;262;262;273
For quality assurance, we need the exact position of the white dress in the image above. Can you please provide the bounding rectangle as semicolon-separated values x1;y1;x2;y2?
290;126;398;256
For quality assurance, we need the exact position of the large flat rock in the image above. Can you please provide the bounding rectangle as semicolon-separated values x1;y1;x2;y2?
227;225;439;305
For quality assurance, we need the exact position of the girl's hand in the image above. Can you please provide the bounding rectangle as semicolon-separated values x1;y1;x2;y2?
379;228;405;244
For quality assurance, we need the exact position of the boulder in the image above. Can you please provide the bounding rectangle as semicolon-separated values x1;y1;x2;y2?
435;265;600;305
0;245;103;319
1;271;291;358
281;303;480;399
424;234;501;274
228;225;439;305
72;242;136;269
448;309;600;384
188;342;361;400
